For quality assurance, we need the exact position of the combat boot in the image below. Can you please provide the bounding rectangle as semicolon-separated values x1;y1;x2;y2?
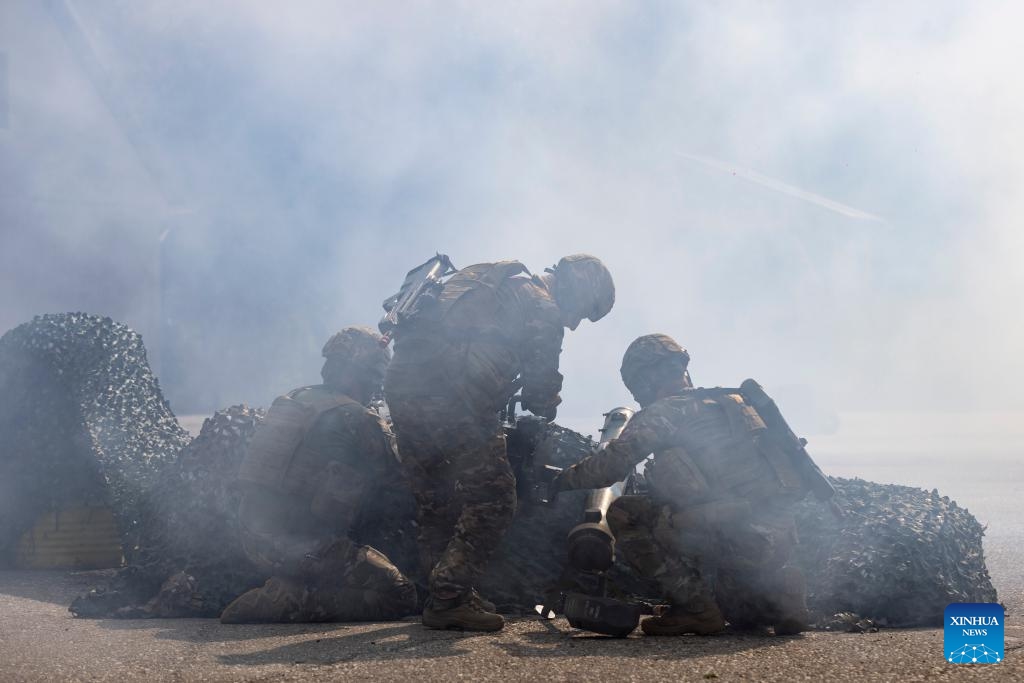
422;591;504;632
641;599;725;636
470;588;497;613
220;577;307;624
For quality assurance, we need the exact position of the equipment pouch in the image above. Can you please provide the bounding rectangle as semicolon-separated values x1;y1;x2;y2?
648;446;712;504
756;434;806;497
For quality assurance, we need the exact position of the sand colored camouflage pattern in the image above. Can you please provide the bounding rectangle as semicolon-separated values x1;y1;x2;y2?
552;254;616;323
64;407;996;627
226;384;415;622
608;494;805;624
236;387;363;497
559;390;808;626
322;325;392;365
619;334;689;383
229;531;416;622
39;318;989;625
384;261;569;599
385;261;565;417
387;398;516;596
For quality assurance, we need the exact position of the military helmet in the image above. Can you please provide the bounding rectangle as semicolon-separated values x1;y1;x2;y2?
620;334;690;404
322;326;391;369
552;254;616;323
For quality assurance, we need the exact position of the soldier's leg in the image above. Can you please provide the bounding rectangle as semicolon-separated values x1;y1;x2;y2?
768;565;809;635
389;403;459;583
608;497;715;607
714;512;808;634
716;564;808;634
429;417;516;597
404;445;458;582
607;496;724;635
422;416;513;631
307;543;418;622
220;525;318;624
220;576;310;624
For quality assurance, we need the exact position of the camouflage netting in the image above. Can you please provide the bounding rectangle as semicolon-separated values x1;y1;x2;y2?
71;405;268;617
26;316;988;626
792;477;997;627
70;410;997;628
0;313;191;565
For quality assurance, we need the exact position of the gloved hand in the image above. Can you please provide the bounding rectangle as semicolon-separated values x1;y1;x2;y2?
522;390;560;421
523;400;558;421
547;468;572;502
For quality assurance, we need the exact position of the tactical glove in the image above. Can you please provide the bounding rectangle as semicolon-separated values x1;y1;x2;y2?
523;400;558;421
548;468;573;501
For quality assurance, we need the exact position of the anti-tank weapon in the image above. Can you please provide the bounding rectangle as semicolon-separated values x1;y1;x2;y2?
565;407;633;573
378;253;456;343
737;379;837;505
685;380;838;512
539;407;659;637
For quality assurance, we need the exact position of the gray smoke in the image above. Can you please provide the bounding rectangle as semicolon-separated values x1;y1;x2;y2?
2;1;1023;430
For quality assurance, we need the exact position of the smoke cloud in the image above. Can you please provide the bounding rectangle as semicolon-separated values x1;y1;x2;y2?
2;1;1023;433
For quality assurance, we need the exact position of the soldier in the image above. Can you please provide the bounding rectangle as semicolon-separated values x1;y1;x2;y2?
384;255;615;631
551;334;810;636
220;326;417;624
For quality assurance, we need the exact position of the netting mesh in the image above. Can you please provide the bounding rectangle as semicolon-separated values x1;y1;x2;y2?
0;313;190;564
0;314;996;626
793;477;997;626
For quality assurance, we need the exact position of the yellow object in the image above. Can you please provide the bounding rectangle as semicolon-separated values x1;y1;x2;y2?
15;505;123;569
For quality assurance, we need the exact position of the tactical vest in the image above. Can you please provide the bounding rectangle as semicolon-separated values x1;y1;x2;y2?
388;261;540;409
434;261;529;327
646;392;805;509
237;386;361;495
438;261;529;300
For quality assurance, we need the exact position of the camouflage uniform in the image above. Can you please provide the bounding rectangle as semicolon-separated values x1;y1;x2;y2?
384;261;566;598
221;328;417;623
556;335;808;632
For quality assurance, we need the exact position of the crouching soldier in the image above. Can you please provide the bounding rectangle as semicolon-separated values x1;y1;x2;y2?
385;254;615;631
550;334;811;636
220;326;417;623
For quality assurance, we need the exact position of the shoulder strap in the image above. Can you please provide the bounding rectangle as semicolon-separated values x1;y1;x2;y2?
478;260;529;287
447;260;528;290
289;385;362;414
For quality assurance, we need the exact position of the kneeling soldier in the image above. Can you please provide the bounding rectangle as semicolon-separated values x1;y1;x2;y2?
221;327;417;623
551;334;811;636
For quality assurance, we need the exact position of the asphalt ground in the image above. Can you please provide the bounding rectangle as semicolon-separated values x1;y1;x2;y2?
1;570;1022;682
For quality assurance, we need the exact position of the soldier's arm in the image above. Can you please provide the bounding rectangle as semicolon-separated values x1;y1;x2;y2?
519;295;565;419
555;408;664;491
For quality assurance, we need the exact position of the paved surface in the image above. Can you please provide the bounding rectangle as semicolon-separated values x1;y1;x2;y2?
1;571;1022;682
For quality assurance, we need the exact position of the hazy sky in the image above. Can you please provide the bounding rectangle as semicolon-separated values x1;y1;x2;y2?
2;1;1022;432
